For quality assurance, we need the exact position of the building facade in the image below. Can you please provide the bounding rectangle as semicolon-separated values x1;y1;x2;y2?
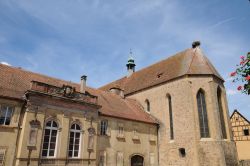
0;42;238;166
231;110;250;163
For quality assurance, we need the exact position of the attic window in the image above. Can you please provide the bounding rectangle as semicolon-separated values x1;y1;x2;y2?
157;73;163;78
244;129;249;136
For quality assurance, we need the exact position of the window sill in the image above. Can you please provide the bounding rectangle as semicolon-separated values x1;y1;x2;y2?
200;138;214;141
0;125;18;129
149;138;156;142
169;140;175;143
116;135;125;139
132;136;140;141
99;135;110;138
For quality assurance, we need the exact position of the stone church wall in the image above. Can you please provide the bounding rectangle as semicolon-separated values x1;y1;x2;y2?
128;76;238;166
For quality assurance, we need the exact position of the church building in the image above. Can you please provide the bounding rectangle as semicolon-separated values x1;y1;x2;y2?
0;41;238;166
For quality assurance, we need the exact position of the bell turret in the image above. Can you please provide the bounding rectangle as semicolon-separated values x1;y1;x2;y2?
126;51;136;77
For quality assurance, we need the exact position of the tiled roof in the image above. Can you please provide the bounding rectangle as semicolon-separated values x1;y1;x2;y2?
99;47;223;95
0;64;157;124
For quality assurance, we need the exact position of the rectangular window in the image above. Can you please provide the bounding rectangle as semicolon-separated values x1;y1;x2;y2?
244;129;249;136
100;120;108;136
149;128;156;142
0;106;14;125
0;148;6;166
132;126;140;140
117;123;124;138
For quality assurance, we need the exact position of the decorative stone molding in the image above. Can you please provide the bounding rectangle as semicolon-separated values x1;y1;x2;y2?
29;81;98;105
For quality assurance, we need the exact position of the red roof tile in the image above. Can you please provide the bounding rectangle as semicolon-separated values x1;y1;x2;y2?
99;47;223;95
0;64;157;124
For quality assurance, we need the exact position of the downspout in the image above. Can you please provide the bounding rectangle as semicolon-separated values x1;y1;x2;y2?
13;100;27;166
65;118;72;165
38;110;47;166
157;124;160;166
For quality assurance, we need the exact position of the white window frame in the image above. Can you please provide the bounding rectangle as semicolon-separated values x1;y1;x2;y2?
0;106;14;126
68;123;82;158
100;120;108;136
41;120;59;158
117;123;124;138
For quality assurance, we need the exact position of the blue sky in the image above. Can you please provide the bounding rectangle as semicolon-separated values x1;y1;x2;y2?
0;0;249;118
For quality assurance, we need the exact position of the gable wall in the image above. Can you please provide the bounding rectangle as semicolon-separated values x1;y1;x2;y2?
231;111;250;160
127;76;238;166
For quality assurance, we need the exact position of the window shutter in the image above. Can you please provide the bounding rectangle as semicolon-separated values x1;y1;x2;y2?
149;128;156;142
0;148;6;166
116;152;123;166
105;121;111;136
150;153;155;166
99;151;107;166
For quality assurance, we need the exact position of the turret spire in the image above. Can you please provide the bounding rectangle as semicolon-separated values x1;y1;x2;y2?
126;49;136;77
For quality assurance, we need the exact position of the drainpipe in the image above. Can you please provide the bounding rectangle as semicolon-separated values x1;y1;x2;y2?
38;110;47;166
65;118;72;165
157;124;160;166
13;100;27;166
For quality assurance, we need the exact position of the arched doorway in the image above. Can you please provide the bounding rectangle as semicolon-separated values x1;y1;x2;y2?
131;155;144;166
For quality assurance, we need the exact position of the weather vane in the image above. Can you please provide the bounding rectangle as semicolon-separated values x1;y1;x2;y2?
129;48;133;58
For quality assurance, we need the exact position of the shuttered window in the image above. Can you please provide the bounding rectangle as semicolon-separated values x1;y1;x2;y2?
0;148;6;166
116;152;124;166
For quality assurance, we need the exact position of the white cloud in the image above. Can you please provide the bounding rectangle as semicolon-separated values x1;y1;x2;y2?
0;61;11;66
225;77;234;82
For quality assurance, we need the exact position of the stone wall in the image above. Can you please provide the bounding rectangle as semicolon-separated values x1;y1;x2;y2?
0;98;23;166
128;76;238;166
15;94;99;166
97;116;158;166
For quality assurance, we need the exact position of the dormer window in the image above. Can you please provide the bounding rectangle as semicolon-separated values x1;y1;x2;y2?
157;73;163;78
145;99;150;113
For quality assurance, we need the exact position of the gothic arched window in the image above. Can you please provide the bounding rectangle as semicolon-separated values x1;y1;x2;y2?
196;90;210;138
145;99;150;112
42;120;58;157
68;123;81;158
167;94;174;140
217;88;227;139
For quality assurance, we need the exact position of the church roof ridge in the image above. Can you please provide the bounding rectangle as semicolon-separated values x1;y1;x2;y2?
99;46;223;95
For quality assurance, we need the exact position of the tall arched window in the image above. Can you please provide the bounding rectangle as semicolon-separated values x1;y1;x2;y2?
196;90;210;138
145;99;150;112
167;95;174;140
68;123;81;158
42;120;58;157
217;88;227;139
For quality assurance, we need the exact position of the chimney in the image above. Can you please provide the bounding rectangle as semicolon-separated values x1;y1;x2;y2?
80;75;87;93
192;41;201;48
